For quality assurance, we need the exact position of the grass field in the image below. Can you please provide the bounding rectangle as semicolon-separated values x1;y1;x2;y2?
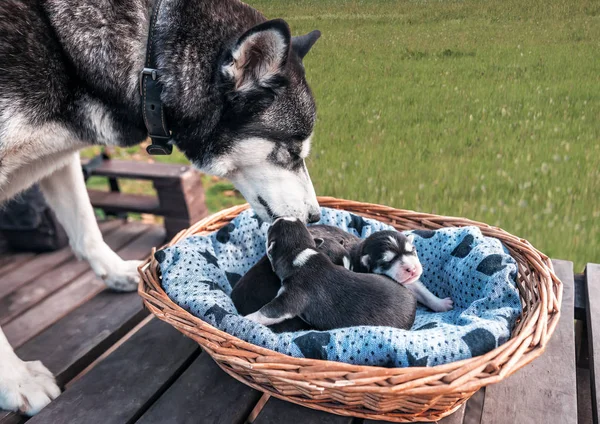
87;0;600;270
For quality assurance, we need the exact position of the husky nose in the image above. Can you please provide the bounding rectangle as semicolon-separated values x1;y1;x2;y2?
307;210;321;223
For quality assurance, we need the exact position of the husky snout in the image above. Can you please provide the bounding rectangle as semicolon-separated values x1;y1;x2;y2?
198;138;321;224
223;151;319;224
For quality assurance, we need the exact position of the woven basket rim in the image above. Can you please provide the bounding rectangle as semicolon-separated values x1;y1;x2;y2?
138;196;562;420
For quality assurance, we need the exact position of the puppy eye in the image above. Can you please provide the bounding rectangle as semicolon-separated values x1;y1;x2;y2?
382;251;397;263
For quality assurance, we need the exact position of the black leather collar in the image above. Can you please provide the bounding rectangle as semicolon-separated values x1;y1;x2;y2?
140;0;172;155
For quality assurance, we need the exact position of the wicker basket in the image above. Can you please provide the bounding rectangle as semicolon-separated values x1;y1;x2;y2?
138;197;562;422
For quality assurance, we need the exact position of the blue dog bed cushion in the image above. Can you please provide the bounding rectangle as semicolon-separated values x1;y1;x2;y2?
155;208;522;367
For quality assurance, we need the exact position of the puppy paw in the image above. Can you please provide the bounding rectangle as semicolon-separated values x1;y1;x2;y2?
244;311;286;326
102;259;143;292
433;297;454;312
244;311;265;325
0;359;61;416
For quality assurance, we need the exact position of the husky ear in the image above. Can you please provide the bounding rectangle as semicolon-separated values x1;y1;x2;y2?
292;30;321;59
223;19;291;92
314;238;325;248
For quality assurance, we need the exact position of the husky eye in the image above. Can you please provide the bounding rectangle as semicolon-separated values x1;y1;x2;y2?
288;149;304;164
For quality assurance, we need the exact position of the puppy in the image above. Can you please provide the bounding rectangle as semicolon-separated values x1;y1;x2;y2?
231;230;350;332
306;224;360;250
245;218;417;331
350;231;454;312
307;225;453;314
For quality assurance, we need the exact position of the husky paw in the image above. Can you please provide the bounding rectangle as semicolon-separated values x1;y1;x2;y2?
84;243;142;292
102;259;143;292
432;297;454;312
0;359;61;416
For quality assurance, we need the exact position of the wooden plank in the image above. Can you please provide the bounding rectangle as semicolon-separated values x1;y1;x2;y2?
0;238;128;326
575;272;586;321
81;159;191;181
0;220;122;302
364;402;466;424
156;171;208;238
254;398;353;424
17;291;147;386
0;252;36;274
89;190;161;215
27;319;199;424
0;221;138;326
0;412;20;424
65;315;154;388
172;170;207;218
0;248;71;299
164;217;198;240
577;367;593;424
0;220;148;325
137;353;262;424
0;292;148;424
463;388;484;424
586;263;600;424
4;225;164;347
480;259;577;424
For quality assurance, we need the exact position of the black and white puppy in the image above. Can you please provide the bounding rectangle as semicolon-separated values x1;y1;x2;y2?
232;234;349;332
350;231;454;312
244;218;417;330
231;224;357;319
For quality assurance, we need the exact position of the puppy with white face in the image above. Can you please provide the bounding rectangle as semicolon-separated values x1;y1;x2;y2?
245;218;417;330
350;231;454;313
231;226;352;333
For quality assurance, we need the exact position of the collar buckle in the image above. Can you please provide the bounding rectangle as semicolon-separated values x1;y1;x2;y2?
139;68;158;95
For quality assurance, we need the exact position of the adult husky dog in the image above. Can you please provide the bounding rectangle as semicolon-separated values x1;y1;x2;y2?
0;0;321;415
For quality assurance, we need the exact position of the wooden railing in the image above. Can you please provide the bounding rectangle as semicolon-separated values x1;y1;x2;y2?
82;157;208;239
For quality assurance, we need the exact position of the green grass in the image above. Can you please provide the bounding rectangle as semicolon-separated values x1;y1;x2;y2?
88;0;600;270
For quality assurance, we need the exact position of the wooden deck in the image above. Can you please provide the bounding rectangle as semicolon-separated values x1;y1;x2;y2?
0;219;596;424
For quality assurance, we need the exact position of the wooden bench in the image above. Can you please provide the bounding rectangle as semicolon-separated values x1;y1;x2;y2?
82;157;208;239
0;243;597;423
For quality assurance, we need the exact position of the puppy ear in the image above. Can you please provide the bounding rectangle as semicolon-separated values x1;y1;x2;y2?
338;239;345;246
342;256;351;270
223;19;291;92
314;238;325;248
360;254;370;270
291;30;321;59
267;241;276;257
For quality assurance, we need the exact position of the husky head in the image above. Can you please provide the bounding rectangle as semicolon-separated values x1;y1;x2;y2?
186;20;322;223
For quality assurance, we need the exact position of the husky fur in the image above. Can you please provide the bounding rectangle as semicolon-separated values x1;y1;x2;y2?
0;0;322;415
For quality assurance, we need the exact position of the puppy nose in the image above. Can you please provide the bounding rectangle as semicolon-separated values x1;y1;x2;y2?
405;265;417;275
307;210;321;223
